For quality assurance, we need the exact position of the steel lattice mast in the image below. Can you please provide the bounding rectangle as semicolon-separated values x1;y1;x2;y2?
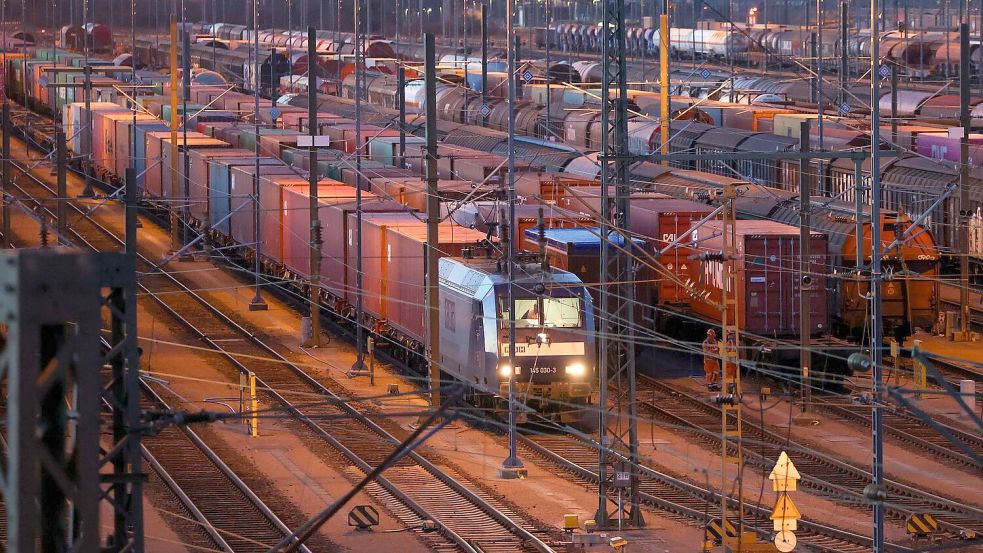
596;0;643;529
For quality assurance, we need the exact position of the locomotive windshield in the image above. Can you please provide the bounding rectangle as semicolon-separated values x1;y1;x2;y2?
500;297;582;328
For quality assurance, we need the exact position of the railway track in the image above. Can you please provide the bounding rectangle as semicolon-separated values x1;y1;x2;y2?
809;395;983;473
516;425;908;553
138;383;313;552
3;131;559;553
0;151;321;552
634;375;983;541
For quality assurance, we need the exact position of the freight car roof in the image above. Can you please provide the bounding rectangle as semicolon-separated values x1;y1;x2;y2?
527;228;647;253
440;256;584;294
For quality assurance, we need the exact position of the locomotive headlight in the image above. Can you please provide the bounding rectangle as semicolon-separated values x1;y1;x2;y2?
499;363;514;378
565;363;586;376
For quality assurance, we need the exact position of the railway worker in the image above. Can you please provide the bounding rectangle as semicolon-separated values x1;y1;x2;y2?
934;311;946;337
702;329;721;390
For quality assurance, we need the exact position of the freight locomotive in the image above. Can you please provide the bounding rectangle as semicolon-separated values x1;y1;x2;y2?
440;254;596;422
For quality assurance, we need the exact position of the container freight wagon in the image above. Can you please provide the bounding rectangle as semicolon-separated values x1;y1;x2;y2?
689;220;830;338
316;198;413;306
452;202;594;251
558;188;717;304
646;172;942;338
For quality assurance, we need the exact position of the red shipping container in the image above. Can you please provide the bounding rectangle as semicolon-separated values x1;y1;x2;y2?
514;172;599;202
212;92;251;111
349;217;487;339
228;163;298;245
91;109;145;176
198;121;236;138
280;111;340;131
321;122;359;152
215;125;244;147
319;198;412;301
262;178;351;266
257;105;306;126
340;166;417;189
258;175;311;263
691;220;829;336
370;177;481;211
280;182;360;273
259;132;302;158
560;189;716;303
342;127;402;154
344;212;423;318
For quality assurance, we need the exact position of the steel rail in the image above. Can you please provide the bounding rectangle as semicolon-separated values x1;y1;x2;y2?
3;133;555;553
517;428;911;553
635;375;983;538
140;382;311;552
810;394;982;472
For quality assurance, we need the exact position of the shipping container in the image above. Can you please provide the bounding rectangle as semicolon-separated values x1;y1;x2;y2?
258;132;302;158
237;127;298;153
62;101;127;156
367;135;426;166
690;220;829;336
208;157;286;236
158;136;229;203
373;178;492;212
257;104;306;126
342;211;422;317
186;148;254;222
256;175;321;263
514;172;600;202
559;189;717;303
114;117;170;182
92;111;159;178
336;160;394;187
453;202;593;250
524;227;652;318
351;217;487;339
279;111;342;132
886;124;947;150
279;182;359;273
723;106;795;132
319;198;413;301
228;163;297;244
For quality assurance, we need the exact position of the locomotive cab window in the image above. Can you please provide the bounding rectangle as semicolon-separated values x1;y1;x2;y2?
499;297;582;328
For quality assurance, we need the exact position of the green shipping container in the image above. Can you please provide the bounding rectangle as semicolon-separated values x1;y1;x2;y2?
367;136;425;166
